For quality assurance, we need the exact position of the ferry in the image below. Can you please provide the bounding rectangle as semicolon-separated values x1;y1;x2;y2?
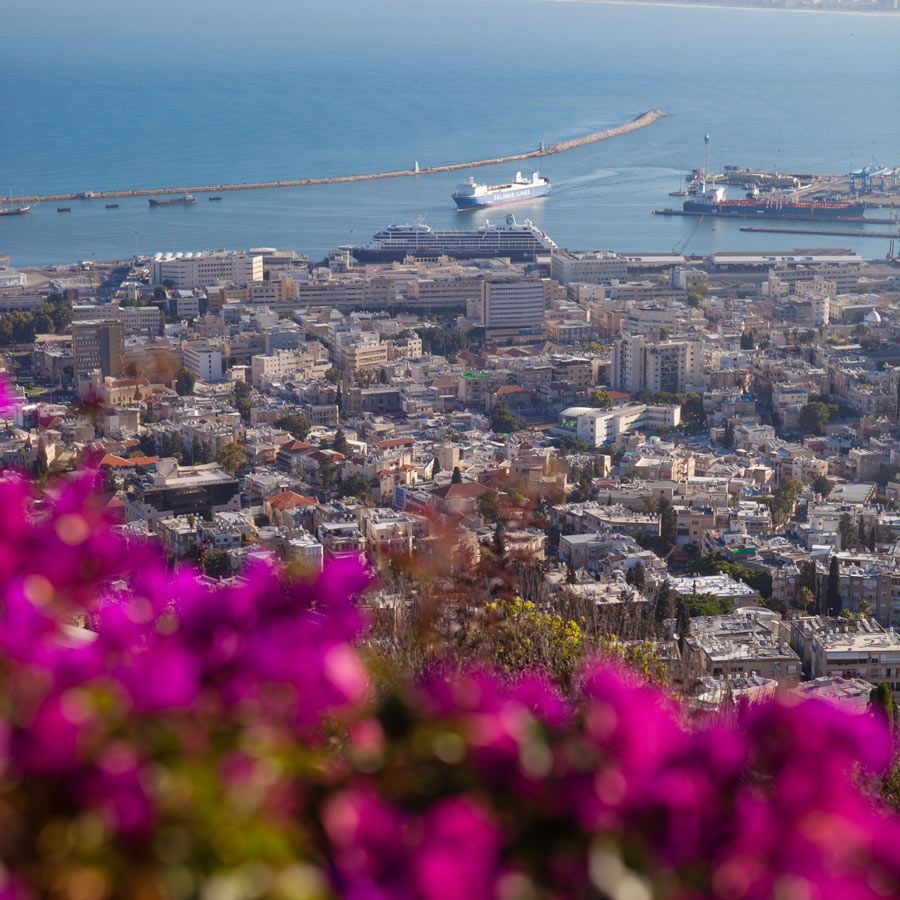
452;171;551;209
351;216;557;263
148;194;196;207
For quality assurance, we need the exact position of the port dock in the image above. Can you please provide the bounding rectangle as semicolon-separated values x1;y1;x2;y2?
740;225;900;239
654;208;897;225
2;109;666;206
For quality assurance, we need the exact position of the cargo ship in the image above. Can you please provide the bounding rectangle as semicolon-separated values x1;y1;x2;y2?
682;183;866;221
452;171;551;210
350;216;557;263
148;194;196;207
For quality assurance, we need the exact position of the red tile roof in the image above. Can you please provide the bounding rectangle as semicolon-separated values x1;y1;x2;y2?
431;482;490;500
267;490;316;511
100;454;160;468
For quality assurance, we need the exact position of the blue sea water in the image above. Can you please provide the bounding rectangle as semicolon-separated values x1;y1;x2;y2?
1;0;898;266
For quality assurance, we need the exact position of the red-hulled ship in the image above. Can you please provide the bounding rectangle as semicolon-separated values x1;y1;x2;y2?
683;184;866;221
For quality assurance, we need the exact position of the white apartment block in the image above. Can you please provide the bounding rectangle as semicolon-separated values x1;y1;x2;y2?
150;251;263;289
552;403;681;447
182;342;224;382
811;628;900;696
251;349;324;388
550;250;628;285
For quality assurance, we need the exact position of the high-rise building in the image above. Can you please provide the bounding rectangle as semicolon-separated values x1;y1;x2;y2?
611;335;703;394
480;276;546;329
72;320;123;377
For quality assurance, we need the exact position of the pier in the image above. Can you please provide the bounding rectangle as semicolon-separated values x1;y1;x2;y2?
3;109;666;206
739;225;900;239
654;208;898;226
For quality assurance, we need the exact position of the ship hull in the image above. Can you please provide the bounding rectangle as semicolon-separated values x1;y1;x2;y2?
0;206;31;217
683;199;866;221
453;184;552;209
149;198;196;206
352;246;540;263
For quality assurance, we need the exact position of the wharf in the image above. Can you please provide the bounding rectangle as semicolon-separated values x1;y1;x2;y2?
654;208;897;225
740;225;900;239
3;109;666;205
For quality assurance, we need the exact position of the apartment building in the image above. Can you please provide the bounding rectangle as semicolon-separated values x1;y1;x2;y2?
681;611;801;686
72;320;123;378
611;335;703;394
182;342;224;382
341;339;389;373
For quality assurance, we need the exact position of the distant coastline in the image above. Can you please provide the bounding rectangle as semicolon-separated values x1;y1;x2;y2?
555;0;900;15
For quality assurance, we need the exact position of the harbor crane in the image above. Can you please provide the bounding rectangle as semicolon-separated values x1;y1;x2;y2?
673;214;705;255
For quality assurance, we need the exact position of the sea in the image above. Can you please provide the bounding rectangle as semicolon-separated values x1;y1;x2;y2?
2;0;899;268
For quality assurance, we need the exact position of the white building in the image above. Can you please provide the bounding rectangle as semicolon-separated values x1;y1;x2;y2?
150;251;263;289
479;276;545;329
550;250;628;286
183;342;224;382
251;348;325;388
552;404;681;447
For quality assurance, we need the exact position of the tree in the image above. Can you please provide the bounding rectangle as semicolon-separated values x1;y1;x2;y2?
658;497;677;546
338;474;372;501
175;368;195;396
682;592;733;618
590;389;612;409
325;366;341;385
798;401;835;436
675;599;691;653
625;561;646;593
216;441;247;475
739;332;754;350
869;526;877;554
838;513;857;551
451;466;463;484
274;412;311;441
811;474;834;498
32;446;49;481
203;548;232;579
332;428;349;455
318;455;337;491
869;683;896;733
721;421;735;448
492;519;506;558
796;586;815;614
770;478;802;527
231;380;252;423
857;517;868;551
654;581;675;624
477;490;500;524
826;556;841;616
490;402;519;434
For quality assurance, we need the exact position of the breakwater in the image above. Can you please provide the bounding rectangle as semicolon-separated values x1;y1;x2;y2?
5;109;665;205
